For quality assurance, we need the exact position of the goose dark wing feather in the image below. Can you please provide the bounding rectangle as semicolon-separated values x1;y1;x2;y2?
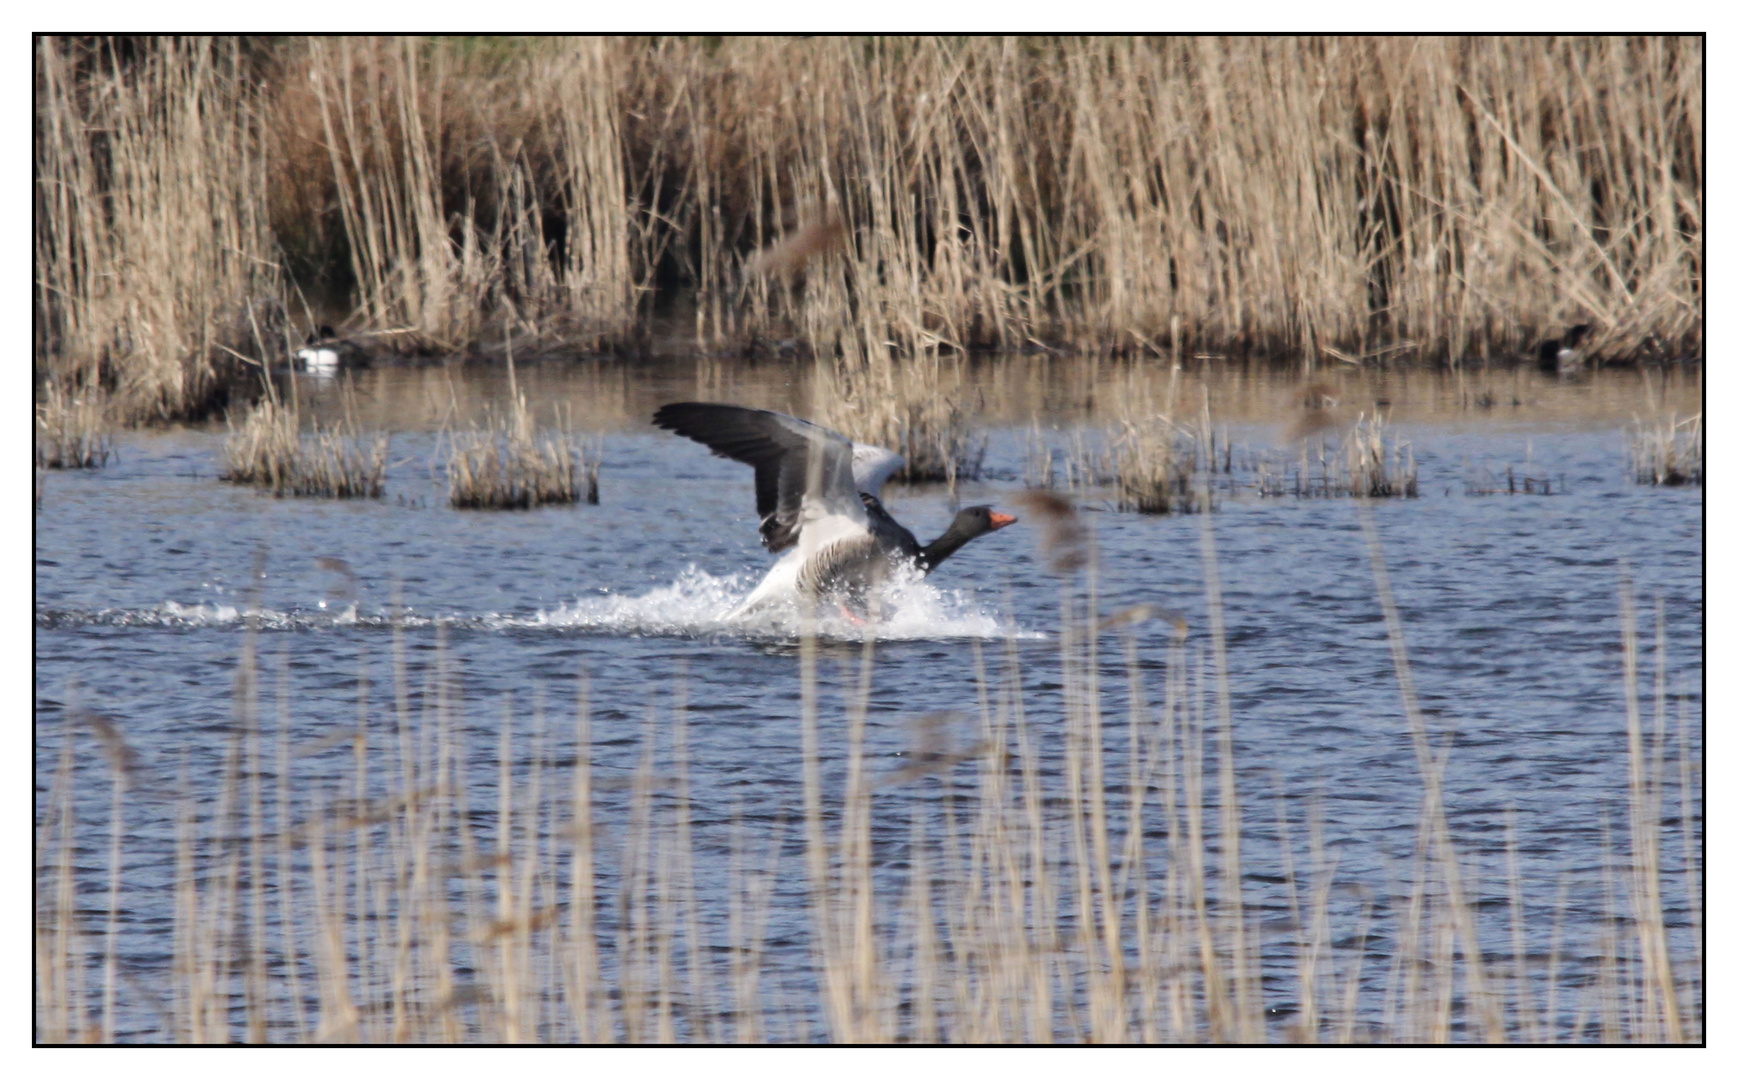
652;402;857;553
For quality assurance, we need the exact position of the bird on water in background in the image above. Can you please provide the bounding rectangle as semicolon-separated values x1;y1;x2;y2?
651;402;1017;617
294;326;372;376
1537;323;1592;374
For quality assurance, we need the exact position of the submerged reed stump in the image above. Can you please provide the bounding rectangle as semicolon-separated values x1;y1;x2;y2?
220;397;388;498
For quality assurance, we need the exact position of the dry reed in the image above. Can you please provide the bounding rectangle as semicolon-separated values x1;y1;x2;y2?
1255;413;1419;498
1107;419;1201;514
655;37;1701;365
33;519;1701;1043
1025;366;1210;513
35;379;114;470
301;37;636;355
1025;421;1203;514
447;351;600;509
36;37;1702;437
35;37;287;424
811;350;987;486
1627;412;1702;486
221;394;389;499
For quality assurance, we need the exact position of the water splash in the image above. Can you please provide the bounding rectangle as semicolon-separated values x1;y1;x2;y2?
533;565;1036;642
35;567;1037;642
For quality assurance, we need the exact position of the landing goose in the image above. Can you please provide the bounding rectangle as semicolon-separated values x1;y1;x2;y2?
652;402;1016;615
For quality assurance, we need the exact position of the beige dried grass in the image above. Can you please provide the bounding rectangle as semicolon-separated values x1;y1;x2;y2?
1255;412;1418;498
37;36;1701;426
35;379;114;470
33;524;1701;1043
810;346;986;486
663;37;1700;364
1627;412;1701;486
35;37;286;424
303;37;634;354
447;349;600;509
220;393;389;499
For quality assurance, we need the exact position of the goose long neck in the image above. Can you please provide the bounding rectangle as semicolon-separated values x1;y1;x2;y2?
917;525;975;573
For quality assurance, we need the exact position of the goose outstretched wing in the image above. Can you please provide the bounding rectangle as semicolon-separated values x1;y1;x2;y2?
851;444;905;498
652;403;868;553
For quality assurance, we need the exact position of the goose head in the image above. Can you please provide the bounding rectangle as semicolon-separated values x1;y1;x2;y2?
918;505;1017;571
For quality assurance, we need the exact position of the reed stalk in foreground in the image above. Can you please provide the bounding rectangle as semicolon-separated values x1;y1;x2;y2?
33;514;1700;1043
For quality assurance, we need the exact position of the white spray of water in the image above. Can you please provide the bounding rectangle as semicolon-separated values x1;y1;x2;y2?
527;564;1037;642
47;566;1037;642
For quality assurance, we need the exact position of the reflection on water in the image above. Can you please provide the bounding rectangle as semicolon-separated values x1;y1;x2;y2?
272;356;1703;436
34;359;1701;1042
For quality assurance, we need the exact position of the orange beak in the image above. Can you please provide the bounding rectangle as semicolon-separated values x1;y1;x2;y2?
988;511;1018;531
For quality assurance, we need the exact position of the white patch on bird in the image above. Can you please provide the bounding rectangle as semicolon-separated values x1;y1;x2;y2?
296;346;340;376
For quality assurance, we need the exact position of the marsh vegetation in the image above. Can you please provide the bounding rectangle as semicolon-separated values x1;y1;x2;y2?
221;391;389;500
34;507;1700;1043
1627;412;1702;488
35;36;1701;444
33;35;1703;1045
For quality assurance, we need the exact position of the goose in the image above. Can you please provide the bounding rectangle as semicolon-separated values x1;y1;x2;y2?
651;402;1016;616
294;326;371;376
1537;323;1591;374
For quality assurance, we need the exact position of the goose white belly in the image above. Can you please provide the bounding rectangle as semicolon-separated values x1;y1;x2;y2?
728;507;872;618
729;547;806;616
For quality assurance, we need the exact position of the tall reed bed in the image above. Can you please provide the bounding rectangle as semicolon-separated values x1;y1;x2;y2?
36;36;1703;433
33;510;1699;1043
299;37;634;354
35;37;286;425
635;36;1702;365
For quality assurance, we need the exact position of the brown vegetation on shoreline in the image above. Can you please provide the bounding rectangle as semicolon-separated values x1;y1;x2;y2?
36;37;286;427
36;36;1702;440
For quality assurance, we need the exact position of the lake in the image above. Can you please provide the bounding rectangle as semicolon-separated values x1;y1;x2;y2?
34;357;1703;1043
